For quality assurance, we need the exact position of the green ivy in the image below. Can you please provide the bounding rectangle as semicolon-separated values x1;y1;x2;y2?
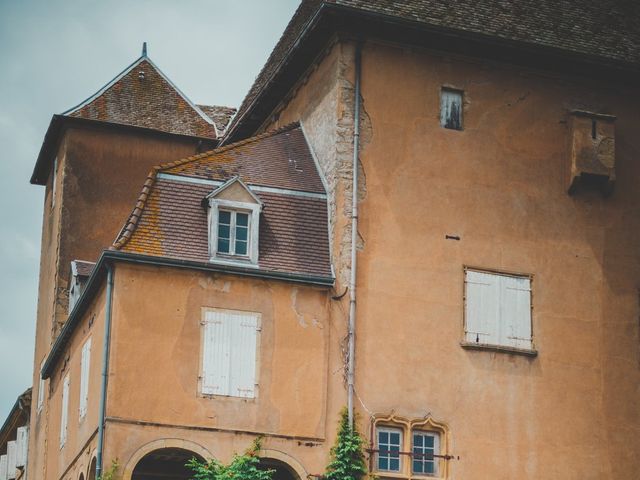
187;438;274;480
324;408;367;480
97;459;119;480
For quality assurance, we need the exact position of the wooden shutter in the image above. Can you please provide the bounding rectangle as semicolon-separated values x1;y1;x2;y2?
202;310;259;398
6;442;15;480
79;338;91;418
465;270;500;345
37;359;45;411
0;455;8;480
501;275;532;349
15;427;28;468
229;313;259;398
60;375;69;447
202;311;231;396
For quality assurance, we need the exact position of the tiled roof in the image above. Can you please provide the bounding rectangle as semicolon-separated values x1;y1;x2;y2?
228;0;640;139
197;105;237;135
65;55;219;139
72;260;95;278
112;123;332;279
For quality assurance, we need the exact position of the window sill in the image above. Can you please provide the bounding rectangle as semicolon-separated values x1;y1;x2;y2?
209;257;259;269
460;342;538;357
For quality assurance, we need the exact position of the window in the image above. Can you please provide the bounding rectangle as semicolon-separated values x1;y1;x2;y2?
60;374;69;447
37;359;46;412
217;210;250;256
200;308;260;398
207;177;262;266
412;431;440;476
15;427;28;468
463;268;534;352
440;88;463;130
377;427;402;472
374;415;449;479
79;338;91;419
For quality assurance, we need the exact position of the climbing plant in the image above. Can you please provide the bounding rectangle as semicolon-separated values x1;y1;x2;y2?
97;459;119;480
187;438;274;480
324;408;367;480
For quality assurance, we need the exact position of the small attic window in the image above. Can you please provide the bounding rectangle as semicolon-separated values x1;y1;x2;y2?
206;177;262;267
440;88;463;130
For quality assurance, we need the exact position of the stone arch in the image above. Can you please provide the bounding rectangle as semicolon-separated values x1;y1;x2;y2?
87;456;97;480
122;439;213;480
259;449;307;480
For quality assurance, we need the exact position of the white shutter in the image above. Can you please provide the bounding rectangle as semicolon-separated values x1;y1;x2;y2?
0;455;8;480
229;313;259;398
465;270;500;345
79;338;91;418
202;310;259;398
6;443;16;480
60;375;69;447
202;311;231;396
501;275;532;349
15;427;28;468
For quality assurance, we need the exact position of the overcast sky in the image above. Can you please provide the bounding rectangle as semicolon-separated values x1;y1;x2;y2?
0;0;299;421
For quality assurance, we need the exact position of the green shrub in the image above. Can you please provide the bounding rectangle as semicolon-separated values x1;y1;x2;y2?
187;438;274;480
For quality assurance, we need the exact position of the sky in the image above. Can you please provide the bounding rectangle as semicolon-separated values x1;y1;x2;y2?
0;0;299;422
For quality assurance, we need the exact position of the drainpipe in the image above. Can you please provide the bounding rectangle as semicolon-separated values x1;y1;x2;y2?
347;41;362;428
96;264;114;478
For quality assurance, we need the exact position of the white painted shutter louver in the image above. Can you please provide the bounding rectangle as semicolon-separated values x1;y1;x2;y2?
465;270;532;349
0;455;8;480
6;442;15;480
60;375;69;447
15;427;28;468
202;310;259;398
37;360;45;411
79;338;91;418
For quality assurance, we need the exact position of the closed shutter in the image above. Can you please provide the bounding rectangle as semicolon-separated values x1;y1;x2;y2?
229;313;259;398
60;375;69;447
37;359;45;411
79;338;91;418
501;275;532;349
465;270;500;345
202;311;231;396
0;455;8;480
15;427;28;468
202;310;259;398
6;442;16;480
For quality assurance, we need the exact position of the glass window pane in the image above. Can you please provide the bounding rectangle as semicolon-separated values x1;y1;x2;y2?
236;226;248;241
235;240;247;256
236;213;249;227
218;224;230;239
425;436;434;447
425;462;434;474
413;460;423;473
390;432;400;444
217;238;230;253
389;458;399;471
378;457;388;471
379;431;388;443
219;210;231;224
414;434;423;447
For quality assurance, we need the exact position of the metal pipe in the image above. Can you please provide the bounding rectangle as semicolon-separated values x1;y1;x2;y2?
347;41;362;427
95;264;114;479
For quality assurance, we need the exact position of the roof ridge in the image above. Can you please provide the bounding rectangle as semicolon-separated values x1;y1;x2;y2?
111;168;160;250
156;121;301;173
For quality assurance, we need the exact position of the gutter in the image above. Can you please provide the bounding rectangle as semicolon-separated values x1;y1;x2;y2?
95;265;114;479
347;41;362;427
41;249;334;379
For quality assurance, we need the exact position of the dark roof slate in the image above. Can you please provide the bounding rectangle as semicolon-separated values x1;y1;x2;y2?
112;123;332;279
66;57;218;139
228;0;640;138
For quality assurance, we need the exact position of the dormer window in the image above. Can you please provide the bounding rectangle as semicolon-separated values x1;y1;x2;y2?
206;177;262;266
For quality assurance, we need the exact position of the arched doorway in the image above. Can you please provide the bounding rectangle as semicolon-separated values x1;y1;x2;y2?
87;457;96;480
259;458;301;480
132;448;204;480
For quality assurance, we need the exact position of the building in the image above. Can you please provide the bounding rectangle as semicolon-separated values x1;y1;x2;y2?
0;389;31;480
20;1;640;479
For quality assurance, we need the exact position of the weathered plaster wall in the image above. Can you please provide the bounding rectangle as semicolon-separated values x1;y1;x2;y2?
101;263;334;472
351;41;640;479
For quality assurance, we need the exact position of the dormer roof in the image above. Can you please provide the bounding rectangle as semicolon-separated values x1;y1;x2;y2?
206;176;264;206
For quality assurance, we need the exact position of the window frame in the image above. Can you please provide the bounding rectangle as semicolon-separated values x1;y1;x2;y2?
411;430;440;477
208;199;261;267
462;266;536;356
373;414;449;480
376;426;403;473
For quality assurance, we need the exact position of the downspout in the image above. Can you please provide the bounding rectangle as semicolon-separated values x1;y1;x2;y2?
347;41;362;428
96;264;114;478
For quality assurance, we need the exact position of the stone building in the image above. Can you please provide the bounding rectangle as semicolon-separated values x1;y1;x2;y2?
16;1;640;480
